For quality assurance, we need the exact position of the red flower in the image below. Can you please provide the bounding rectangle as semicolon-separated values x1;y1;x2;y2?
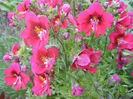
78;3;113;37
4;62;29;90
30;44;59;73
71;48;101;73
17;0;30;19
118;32;133;50
108;31;133;50
51;14;68;31
108;0;113;5
32;73;51;96
20;12;50;47
107;31;125;50
46;0;62;8
115;11;131;33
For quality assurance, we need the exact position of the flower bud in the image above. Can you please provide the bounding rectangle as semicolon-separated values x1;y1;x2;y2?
3;53;11;62
75;34;83;42
64;32;70;39
112;74;120;82
21;64;26;72
81;43;88;50
71;84;84;96
61;4;71;17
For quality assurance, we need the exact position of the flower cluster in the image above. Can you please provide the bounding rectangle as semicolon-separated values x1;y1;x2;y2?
107;1;133;69
3;0;133;97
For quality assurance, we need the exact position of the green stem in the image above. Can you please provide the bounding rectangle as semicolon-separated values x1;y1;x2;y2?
88;73;103;98
123;87;133;96
72;0;75;16
55;34;68;69
103;34;108;57
50;24;68;70
66;72;79;83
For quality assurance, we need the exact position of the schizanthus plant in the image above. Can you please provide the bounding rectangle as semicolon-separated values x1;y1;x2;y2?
3;0;133;98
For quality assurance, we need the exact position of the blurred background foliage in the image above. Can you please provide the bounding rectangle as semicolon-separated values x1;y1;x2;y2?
0;0;133;99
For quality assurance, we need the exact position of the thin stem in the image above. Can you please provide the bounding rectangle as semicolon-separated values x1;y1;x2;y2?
50;24;68;70
55;34;68;69
88;73;103;98
72;0;75;16
103;34;108;57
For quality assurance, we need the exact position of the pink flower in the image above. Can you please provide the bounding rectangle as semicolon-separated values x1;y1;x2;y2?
131;71;133;76
9;21;15;27
3;53;12;62
60;4;71;17
127;11;133;27
3;43;20;62
64;32;70;39
32;73;51;96
11;43;20;55
7;12;16;26
30;44;59;73
20;12;50;47
4;62;29;90
51;14;68;31
78;3;113;37
37;0;45;4
46;0;62;8
108;31;133;50
112;74;120;82
71;48;101;73
71;85;84;96
17;0;30;19
68;14;80;32
117;1;128;13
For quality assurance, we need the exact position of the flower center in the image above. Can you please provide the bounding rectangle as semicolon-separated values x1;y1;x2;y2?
55;17;61;25
13;76;21;85
39;75;46;81
34;26;47;40
34;26;43;34
117;37;122;43
41;56;48;62
14;51;19;55
13;73;18;77
41;56;49;68
90;16;99;32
